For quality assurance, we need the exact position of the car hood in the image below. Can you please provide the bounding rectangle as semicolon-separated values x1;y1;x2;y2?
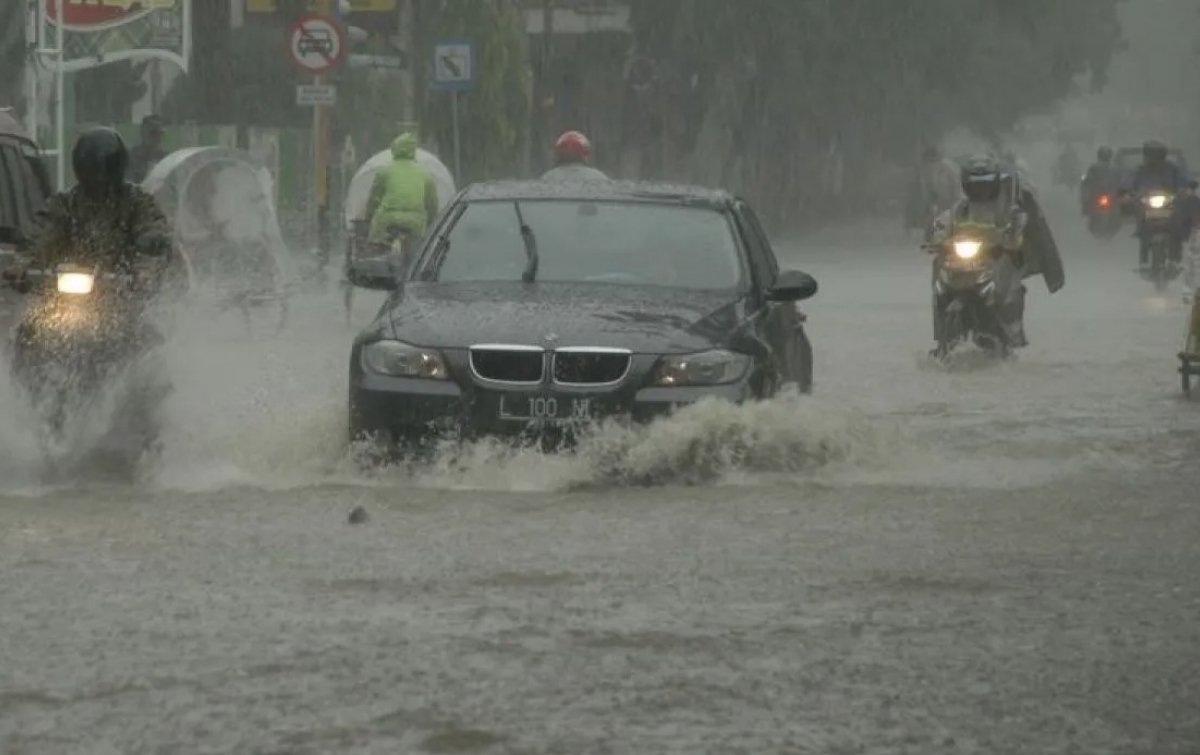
383;281;746;353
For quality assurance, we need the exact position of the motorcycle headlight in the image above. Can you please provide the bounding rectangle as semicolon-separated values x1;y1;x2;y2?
361;340;449;380
57;271;95;295
1147;194;1170;209
953;240;983;259
650;349;750;386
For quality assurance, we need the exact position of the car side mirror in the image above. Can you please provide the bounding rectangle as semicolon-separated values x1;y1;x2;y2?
766;269;818;302
347;256;400;291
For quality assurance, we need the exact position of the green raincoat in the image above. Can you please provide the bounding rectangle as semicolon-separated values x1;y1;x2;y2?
364;133;440;245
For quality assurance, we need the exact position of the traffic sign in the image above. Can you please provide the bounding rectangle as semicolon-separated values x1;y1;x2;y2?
296;83;337;107
430;39;477;92
288;14;346;75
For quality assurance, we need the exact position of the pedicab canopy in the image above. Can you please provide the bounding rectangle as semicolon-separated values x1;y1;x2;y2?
142;146;295;290
0;109;53;250
343;147;456;231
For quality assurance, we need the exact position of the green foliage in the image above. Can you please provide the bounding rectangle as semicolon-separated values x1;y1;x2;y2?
629;0;1126;224
420;0;530;181
161;25;306;128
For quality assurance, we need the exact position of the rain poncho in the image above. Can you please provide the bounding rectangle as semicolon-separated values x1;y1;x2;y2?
25;183;171;275
364;133;439;245
931;179;1065;295
541;163;610;182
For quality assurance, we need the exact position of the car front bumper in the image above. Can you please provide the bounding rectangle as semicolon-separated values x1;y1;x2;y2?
348;350;759;449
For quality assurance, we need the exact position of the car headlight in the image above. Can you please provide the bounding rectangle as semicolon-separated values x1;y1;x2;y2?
361;340;448;379
1147;194;1170;209
953;239;982;259
57;271;94;295
650;349;750;386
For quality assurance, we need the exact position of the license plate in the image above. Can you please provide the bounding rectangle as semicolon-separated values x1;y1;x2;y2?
498;394;595;423
1145;207;1172;220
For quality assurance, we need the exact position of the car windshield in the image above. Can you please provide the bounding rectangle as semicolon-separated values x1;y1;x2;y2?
429;199;746;291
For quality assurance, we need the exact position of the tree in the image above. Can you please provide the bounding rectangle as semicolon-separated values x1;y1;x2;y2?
627;0;1126;227
417;0;530;181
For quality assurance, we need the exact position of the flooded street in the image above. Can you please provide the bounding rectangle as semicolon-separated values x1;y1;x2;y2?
2;213;1198;754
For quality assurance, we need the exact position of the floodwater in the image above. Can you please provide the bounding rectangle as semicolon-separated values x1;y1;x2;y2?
1;201;1198;754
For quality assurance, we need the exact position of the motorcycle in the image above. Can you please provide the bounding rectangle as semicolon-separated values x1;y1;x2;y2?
1133;189;1182;292
925;226;1021;361
1086;191;1123;240
2;259;171;477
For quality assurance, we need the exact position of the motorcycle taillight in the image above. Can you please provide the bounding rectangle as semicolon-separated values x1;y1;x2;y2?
1097;195;1111;208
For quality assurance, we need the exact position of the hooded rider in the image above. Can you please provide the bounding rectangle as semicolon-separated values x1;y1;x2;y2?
2;126;172;289
362;132;440;255
541;131;609;182
927;153;1066;350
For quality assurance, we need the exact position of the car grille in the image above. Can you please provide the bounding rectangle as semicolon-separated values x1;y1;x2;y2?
469;346;545;384
552;348;631;385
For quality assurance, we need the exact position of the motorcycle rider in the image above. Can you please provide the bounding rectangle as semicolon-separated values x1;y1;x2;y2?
1080;146;1120;215
541;131;609;182
907;145;961;234
126;114;167;184
927;153;1066;350
1130;139;1189;270
2;126;172;287
362;131;440;257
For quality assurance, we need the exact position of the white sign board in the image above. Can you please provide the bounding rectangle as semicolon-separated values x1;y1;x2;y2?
431;39;477;91
296;84;337;107
288;14;346;75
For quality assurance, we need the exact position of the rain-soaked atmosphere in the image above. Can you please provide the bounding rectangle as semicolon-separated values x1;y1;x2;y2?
1;1;1199;753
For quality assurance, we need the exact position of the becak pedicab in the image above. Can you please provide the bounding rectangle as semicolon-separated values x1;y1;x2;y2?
341;144;455;320
143;146;293;332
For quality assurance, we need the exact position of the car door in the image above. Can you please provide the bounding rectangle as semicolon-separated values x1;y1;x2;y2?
732;200;799;384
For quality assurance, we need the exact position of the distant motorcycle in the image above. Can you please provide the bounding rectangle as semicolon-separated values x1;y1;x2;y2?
925;223;1022;361
2;259;171;475
1085;191;1123;240
1130;189;1182;292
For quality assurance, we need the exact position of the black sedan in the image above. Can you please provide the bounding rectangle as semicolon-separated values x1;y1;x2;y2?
345;180;818;454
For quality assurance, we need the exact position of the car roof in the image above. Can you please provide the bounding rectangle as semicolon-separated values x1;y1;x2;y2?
1116;146;1185;157
458;179;735;209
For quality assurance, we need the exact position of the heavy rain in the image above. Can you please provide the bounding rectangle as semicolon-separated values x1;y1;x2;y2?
1;0;1198;753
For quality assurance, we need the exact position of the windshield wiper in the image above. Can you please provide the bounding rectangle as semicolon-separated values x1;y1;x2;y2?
513;200;538;283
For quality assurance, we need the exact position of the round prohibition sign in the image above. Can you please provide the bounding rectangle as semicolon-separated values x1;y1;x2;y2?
288;13;346;75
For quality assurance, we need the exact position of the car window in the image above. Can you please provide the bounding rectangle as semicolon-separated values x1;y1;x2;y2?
736;203;780;285
431;199;748;291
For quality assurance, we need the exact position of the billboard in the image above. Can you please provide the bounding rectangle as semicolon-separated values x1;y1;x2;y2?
41;0;192;73
246;0;397;11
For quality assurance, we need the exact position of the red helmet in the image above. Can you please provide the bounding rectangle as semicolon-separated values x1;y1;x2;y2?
554;130;591;162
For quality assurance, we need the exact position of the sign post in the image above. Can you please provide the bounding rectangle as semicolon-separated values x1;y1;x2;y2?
288;10;345;264
35;0;192;189
429;39;478;181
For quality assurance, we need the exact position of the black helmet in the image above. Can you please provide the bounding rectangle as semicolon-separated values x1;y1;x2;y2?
960;153;1003;203
72;126;128;197
1097;146;1113;162
1142;139;1168;165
